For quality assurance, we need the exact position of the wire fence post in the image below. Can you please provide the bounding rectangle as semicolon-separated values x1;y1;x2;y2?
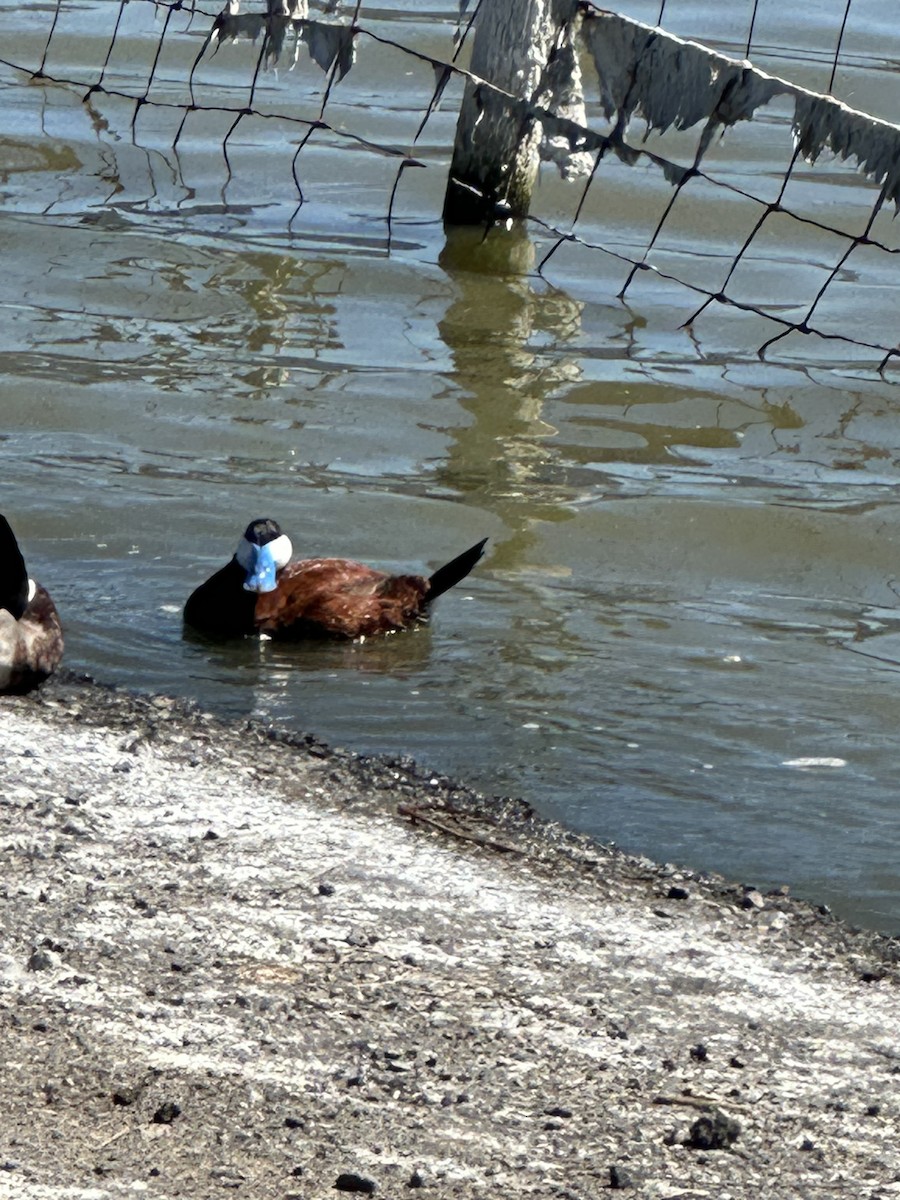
442;0;580;226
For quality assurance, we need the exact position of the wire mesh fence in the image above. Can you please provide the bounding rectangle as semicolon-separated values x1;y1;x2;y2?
2;0;898;368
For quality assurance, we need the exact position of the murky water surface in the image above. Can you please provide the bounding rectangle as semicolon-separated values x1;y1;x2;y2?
2;1;900;931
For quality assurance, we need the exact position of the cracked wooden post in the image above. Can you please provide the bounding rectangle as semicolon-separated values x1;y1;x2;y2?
443;0;581;226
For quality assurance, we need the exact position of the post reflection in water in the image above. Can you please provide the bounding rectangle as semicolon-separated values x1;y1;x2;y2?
437;225;585;569
434;224;602;787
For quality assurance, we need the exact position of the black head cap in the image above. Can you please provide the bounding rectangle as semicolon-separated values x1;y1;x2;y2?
242;518;283;546
0;514;30;620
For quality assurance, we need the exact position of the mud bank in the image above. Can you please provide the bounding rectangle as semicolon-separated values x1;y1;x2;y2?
1;675;898;1199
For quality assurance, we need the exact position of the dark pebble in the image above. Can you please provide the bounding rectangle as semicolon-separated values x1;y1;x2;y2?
334;1172;376;1194
27;948;59;972
318;882;336;896
112;1088;138;1107
609;1164;634;1189
865;1104;881;1117
686;1109;741;1151
407;1169;425;1188
59;821;87;837
690;1043;708;1062
667;886;690;901
284;1116;305;1129
345;930;375;948
729;1056;745;1069
151;1101;181;1125
543;1105;573;1118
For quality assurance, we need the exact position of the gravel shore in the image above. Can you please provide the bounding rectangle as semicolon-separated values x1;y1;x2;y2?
1;675;898;1199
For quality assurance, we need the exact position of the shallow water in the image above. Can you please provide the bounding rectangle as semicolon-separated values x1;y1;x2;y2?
2;0;900;932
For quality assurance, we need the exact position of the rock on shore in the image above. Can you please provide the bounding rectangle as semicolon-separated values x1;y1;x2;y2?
1;676;898;1198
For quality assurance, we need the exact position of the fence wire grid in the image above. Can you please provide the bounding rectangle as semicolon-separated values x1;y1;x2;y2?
2;0;899;369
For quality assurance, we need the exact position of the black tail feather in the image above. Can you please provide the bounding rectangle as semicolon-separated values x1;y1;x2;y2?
427;538;487;602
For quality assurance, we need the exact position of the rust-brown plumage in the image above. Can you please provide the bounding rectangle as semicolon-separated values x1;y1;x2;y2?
254;558;431;639
184;521;487;641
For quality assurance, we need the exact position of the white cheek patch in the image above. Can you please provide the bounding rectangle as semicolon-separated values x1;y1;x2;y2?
268;534;293;569
236;534;293;571
27;579;37;604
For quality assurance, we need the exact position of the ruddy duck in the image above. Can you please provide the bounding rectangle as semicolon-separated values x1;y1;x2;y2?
184;519;487;640
0;514;64;694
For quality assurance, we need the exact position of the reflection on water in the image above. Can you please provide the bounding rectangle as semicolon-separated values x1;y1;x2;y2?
438;225;586;567
2;2;900;937
184;618;436;688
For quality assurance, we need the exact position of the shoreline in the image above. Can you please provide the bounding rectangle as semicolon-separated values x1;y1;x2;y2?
1;674;898;1197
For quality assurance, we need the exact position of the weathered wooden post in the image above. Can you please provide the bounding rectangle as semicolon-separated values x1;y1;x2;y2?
443;0;582;226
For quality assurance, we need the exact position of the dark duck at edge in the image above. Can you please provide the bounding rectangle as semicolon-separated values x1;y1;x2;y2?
0;514;64;694
183;519;487;640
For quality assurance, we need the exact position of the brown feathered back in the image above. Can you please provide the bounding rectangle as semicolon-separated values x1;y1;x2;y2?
255;558;430;639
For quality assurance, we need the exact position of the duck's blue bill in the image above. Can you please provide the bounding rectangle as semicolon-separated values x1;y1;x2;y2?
242;543;278;593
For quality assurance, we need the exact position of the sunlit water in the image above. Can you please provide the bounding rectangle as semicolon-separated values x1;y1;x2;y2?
2;0;900;932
